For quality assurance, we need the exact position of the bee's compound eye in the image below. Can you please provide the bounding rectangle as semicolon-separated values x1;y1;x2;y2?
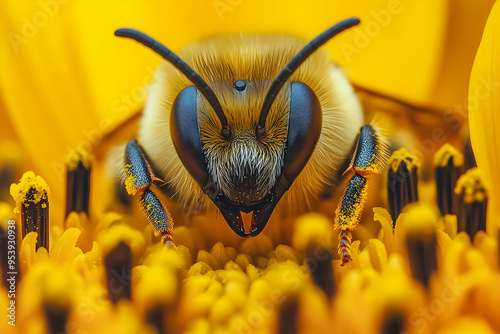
234;80;246;92
282;82;322;182
171;86;209;187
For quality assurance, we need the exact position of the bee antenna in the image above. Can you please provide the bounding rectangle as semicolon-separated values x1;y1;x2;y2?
256;17;360;139
115;28;231;137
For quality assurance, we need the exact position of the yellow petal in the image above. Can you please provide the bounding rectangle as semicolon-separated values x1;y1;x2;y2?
49;227;83;263
469;1;500;232
19;231;49;273
473;231;499;270
373;207;394;252
364;238;388;272
443;214;458;239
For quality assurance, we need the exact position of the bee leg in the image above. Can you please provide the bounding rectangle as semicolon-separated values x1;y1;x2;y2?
335;175;368;265
335;125;388;265
124;140;174;246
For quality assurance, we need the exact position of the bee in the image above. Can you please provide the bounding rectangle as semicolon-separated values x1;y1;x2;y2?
115;17;388;265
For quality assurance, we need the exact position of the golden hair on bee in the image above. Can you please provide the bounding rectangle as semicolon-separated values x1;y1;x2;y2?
135;33;363;216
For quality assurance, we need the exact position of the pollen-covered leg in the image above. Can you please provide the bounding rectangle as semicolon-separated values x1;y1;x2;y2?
343;125;388;177
335;174;368;265
124;139;174;246
124;139;164;196
335;125;388;266
140;189;174;246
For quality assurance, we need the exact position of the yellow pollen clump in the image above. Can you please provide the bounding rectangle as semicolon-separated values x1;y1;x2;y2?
125;176;138;196
9;171;50;213
65;146;94;170
354;164;380;176
434;143;464;167
293;213;333;252
454;168;490;203
124;164;138;195
334;185;368;231
387;148;421;173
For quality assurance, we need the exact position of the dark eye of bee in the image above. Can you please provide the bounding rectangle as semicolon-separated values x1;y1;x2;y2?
234;80;246;91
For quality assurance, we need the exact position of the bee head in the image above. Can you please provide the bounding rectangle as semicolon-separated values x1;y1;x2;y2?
196;80;290;209
115;17;360;237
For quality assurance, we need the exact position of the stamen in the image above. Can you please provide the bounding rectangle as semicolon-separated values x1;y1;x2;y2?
293;214;336;299
278;298;299;334
434;144;464;216
104;241;132;303
310;248;335;298
402;204;438;288
34;264;80;334
44;305;69;334
387;148;420;223
381;312;405;334
134;255;182;334
65;148;93;218
145;306;166;334
406;235;437;288
464;137;477;170
10;171;50;250
454;168;489;238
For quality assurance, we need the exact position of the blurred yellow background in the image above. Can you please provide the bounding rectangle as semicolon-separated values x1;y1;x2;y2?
0;0;495;220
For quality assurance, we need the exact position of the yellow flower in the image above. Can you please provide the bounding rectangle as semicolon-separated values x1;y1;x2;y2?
2;2;500;334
